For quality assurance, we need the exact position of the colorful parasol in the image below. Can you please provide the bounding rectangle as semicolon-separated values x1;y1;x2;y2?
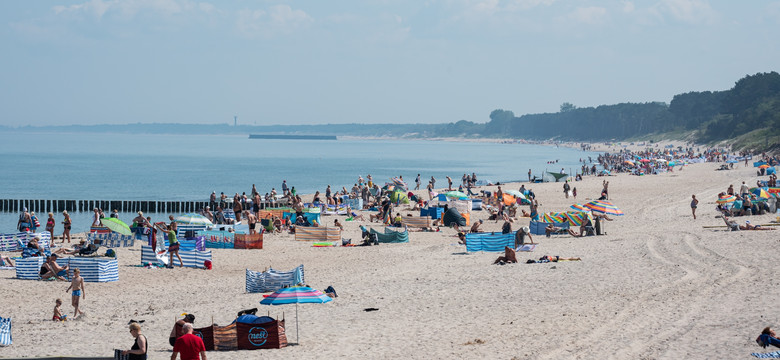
570;203;590;212
583;200;624;216
260;285;332;344
759;164;770;169
716;195;736;204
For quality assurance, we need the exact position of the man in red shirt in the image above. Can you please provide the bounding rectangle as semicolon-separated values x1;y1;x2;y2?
171;323;207;360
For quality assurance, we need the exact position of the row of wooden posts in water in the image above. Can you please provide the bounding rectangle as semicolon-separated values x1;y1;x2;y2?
0;199;285;214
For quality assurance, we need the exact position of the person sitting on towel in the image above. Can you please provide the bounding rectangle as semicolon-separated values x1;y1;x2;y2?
758;327;780;348
470;220;483;233
40;255;68;281
493;247;517;265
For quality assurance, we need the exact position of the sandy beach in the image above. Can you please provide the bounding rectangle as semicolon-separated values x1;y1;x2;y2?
1;158;778;359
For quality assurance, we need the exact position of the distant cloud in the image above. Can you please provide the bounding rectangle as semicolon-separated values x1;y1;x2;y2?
659;0;718;24
622;1;635;13
236;5;313;38
51;0;215;19
564;6;608;25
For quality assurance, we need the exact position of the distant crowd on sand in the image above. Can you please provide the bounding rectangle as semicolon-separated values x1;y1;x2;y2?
5;142;780;359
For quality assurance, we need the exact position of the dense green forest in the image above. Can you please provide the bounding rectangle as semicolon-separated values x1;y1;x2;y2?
4;72;778;152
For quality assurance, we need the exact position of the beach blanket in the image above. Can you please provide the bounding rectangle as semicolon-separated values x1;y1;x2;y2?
752;352;780;358
141;245;212;268
295;227;341;242
245;265;304;293
0;317;10;347
466;232;515;252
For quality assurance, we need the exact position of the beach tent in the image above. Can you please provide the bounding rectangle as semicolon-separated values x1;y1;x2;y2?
442;207;466;227
246;265;305;293
390;190;409;204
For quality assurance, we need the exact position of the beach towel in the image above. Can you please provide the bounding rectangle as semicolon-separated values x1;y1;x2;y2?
0;317;11;346
516;244;537;252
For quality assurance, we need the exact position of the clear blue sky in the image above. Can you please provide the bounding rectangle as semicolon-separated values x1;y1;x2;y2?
1;0;778;126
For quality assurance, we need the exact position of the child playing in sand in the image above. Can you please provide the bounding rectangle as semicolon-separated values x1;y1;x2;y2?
65;268;85;318
52;298;66;321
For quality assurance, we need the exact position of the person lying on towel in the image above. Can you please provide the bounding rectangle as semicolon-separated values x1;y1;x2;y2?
757;327;780;348
527;255;581;263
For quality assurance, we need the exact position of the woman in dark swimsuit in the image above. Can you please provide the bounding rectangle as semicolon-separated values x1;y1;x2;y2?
62;211;72;243
122;322;147;360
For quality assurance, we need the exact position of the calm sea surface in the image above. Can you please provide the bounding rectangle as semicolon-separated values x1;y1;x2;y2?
0;132;598;233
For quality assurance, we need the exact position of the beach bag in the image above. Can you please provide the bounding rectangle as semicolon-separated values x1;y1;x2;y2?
32;216;40;228
0;316;11;346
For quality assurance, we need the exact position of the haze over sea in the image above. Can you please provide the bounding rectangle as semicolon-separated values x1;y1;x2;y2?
0;132;597;233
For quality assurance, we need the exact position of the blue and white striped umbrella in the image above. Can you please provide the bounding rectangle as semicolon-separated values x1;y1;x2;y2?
174;213;213;226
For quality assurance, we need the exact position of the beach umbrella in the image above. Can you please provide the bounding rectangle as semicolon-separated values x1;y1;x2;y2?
759;164;770;169
391;177;408;190
174;213;213;226
624;160;635;166
444;191;467;198
100;217;132;235
768;187;780;194
570;203;590;212
639;159;652;163
260;286;332;344
504;190;526;199
668;161;676;166
716;195;736;204
583;200;624;216
751;188;770;199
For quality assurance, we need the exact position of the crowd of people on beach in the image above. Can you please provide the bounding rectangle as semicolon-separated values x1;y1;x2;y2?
4;142;780;359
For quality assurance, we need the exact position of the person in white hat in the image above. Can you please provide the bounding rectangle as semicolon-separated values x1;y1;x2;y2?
515;226;534;249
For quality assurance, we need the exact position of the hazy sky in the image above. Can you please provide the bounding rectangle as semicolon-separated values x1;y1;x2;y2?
1;1;778;126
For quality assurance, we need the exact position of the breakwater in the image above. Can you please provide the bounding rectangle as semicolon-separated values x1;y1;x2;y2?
0;199;283;214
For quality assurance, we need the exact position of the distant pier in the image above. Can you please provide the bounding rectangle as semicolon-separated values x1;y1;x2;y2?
249;134;337;140
0;199;282;214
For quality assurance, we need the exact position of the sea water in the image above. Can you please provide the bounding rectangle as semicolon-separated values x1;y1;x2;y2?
0;132;599;233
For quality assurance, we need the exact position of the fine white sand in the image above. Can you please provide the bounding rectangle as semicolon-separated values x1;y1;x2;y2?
1;159;778;359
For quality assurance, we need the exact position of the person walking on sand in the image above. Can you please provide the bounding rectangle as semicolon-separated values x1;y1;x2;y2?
563;181;571;199
65;268;85;319
415;174;421;190
691;195;699;219
171;323;207;360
